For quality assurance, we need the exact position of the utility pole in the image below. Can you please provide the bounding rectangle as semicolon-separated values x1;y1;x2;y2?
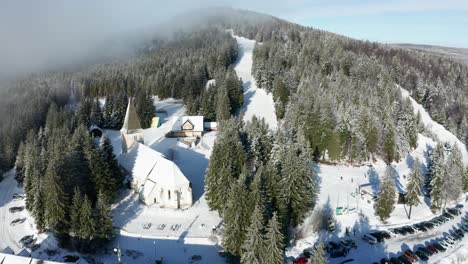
113;244;122;264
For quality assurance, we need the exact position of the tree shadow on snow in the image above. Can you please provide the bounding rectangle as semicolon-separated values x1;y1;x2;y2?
368;167;381;195
390;165;405;193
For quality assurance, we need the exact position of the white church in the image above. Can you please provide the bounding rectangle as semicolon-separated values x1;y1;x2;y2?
117;100;193;209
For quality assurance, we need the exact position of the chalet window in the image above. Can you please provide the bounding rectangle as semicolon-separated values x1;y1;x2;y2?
181;120;194;131
168;190;171;200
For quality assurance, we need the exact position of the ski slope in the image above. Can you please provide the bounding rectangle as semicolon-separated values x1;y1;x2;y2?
400;87;468;166
231;32;278;130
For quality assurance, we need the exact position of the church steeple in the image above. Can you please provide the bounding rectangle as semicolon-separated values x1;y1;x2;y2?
121;98;142;134
121;98;144;154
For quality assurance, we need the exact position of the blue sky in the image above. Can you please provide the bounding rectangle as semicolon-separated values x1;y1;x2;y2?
227;0;468;48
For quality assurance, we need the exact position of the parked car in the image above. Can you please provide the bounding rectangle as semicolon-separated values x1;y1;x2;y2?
455;204;463;209
369;232;385;242
302;249;312;259
432;242;446;252
402;226;415;234
10;218;26;226
418;247;433;256
447;208;461;216
398;255;412;264
439;239;451;248
422;222;435;229
362;234;378;244
9;206;24;213
426;245;438;254
30;244;40;252
403;250;418;262
415;250;429;261
442;212;454;219
20;237;36;247
460;225;468;233
375;230;391;239
413;224;427;232
19;235;34;244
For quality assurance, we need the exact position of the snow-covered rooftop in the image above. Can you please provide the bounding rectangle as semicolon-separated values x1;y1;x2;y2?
171;116;204;132
118;142;189;190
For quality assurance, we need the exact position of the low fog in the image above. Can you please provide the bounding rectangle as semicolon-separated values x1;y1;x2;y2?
0;0;229;80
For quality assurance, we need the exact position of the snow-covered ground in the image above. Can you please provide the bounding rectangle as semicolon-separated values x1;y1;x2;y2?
231;32;278;130
287;88;468;263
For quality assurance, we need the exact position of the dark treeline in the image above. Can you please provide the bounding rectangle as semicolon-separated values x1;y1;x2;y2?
205;117;318;263
15;103;121;251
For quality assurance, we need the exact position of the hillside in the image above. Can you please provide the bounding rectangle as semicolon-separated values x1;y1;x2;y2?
394;43;468;66
0;7;467;264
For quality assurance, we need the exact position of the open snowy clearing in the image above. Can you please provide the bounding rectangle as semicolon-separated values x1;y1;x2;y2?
231;32;278;130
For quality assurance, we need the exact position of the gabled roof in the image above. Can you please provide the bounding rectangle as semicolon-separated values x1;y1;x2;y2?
121;99;142;134
172;116;204;132
118;142;190;192
147;156;189;190
118;142;162;184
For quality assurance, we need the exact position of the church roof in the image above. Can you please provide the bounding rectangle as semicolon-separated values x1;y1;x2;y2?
118;142;190;193
121;99;142;134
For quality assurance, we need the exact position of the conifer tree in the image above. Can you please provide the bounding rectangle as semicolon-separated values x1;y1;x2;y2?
15;142;26;183
263;212;284;264
405;158;423;219
375;165;396;222
279;144;317;227
383;125;396;163
240;205;264;264
429;144;446;212
99;135;123;196
44;145;68;232
310;242;328;264
445;145;464;201
78;195;95;240
70;188;82;237
464;167;468;192
205;119;246;212
90;99;104;127
222;172;250;257
95;191;115;240
32;175;46;232
215;87;231;121
136;91;155;129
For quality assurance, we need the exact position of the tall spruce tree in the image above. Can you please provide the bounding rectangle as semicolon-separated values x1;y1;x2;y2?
205;119;246;213
215;86;231;121
278;144;317;227
44;144;68;232
375;165;396;222
78;195;95;240
405;158;423;219
263;212;284;264
70;188;83;237
90;99;104;127
240;205;264;264
95;191;115;240
222;171;250;257
136;91;155;129
429;144;446;212
445;145;464;201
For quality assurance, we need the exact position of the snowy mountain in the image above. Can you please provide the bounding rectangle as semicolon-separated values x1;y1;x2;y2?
0;7;467;264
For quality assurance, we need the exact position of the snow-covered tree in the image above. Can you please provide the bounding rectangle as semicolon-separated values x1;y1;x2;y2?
240;205;264;264
405;158;423;219
375;165;396;222
429;144;446;212
445;145;464;201
263;212;284;264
